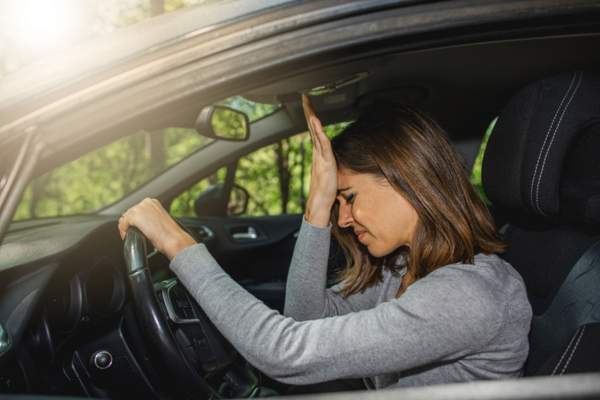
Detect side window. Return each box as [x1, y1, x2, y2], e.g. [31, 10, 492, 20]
[469, 117, 497, 205]
[235, 122, 350, 216]
[169, 122, 350, 218]
[170, 167, 227, 217]
[234, 138, 305, 216]
[13, 128, 212, 221]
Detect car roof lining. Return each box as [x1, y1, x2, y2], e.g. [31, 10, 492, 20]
[242, 32, 600, 141]
[20, 31, 600, 187]
[119, 31, 600, 144]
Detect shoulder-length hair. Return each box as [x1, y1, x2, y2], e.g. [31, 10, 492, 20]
[330, 103, 504, 298]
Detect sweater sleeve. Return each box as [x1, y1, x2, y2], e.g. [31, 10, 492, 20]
[283, 217, 381, 321]
[170, 243, 503, 385]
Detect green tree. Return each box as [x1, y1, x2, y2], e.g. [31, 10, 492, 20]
[469, 117, 497, 205]
[170, 121, 350, 217]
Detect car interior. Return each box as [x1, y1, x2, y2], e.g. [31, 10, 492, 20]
[1, 18, 600, 399]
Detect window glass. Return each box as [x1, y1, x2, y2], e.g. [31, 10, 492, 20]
[12, 127, 212, 220]
[11, 94, 279, 221]
[170, 167, 227, 217]
[469, 117, 497, 205]
[2, 0, 217, 78]
[218, 96, 280, 123]
[169, 121, 351, 218]
[236, 121, 350, 216]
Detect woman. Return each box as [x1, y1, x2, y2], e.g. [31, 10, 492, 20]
[118, 96, 532, 389]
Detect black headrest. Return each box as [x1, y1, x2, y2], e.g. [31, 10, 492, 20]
[482, 71, 600, 225]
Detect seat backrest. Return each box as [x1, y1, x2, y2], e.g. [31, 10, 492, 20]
[482, 71, 600, 376]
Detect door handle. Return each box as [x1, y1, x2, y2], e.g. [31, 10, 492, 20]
[232, 226, 259, 240]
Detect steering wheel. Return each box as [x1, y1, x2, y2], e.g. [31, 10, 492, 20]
[123, 227, 226, 399]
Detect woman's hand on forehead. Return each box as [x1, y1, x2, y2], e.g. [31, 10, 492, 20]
[302, 94, 338, 228]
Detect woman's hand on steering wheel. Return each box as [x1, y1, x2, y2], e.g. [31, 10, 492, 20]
[118, 198, 196, 260]
[302, 94, 338, 228]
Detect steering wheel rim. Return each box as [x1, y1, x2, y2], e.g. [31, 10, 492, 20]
[123, 227, 214, 399]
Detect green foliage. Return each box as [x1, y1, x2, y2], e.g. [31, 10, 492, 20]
[12, 95, 493, 223]
[13, 128, 210, 220]
[210, 108, 248, 140]
[218, 96, 280, 122]
[11, 80, 349, 222]
[469, 117, 497, 205]
[170, 121, 351, 217]
[1, 0, 215, 78]
[170, 167, 227, 217]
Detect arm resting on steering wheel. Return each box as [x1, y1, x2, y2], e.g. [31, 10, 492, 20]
[169, 241, 506, 386]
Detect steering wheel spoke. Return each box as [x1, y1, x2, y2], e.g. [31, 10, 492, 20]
[123, 228, 233, 398]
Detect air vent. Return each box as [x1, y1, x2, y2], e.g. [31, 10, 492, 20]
[170, 285, 195, 320]
[160, 280, 199, 324]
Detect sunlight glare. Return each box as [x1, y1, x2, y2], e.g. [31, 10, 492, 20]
[6, 0, 80, 52]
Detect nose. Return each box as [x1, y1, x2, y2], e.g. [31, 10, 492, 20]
[337, 202, 353, 228]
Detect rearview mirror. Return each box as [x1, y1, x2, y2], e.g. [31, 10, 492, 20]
[195, 105, 250, 141]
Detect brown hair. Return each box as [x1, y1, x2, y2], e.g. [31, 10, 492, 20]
[330, 103, 504, 298]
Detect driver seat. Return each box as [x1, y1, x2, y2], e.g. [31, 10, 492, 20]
[482, 71, 600, 376]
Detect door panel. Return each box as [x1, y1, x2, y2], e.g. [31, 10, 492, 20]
[178, 214, 303, 311]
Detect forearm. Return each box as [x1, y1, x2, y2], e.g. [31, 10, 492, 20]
[284, 217, 382, 320]
[170, 246, 501, 385]
[284, 217, 332, 320]
[169, 243, 382, 384]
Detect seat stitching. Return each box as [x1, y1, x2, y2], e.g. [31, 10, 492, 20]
[535, 71, 583, 215]
[551, 325, 581, 375]
[529, 72, 577, 213]
[560, 325, 586, 375]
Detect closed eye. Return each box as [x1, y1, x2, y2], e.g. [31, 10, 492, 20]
[336, 191, 356, 205]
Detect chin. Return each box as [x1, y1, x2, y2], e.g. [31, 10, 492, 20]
[366, 240, 404, 258]
[366, 245, 391, 258]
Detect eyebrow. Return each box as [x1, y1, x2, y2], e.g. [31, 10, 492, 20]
[337, 187, 352, 194]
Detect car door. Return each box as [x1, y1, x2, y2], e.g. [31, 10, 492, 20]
[170, 135, 313, 312]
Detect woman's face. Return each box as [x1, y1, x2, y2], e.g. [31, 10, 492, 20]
[336, 167, 419, 257]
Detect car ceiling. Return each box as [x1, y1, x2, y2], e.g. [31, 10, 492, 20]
[243, 33, 600, 142]
[5, 31, 600, 185]
[99, 31, 600, 214]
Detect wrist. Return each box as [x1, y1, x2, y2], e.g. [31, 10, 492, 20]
[304, 208, 331, 228]
[164, 232, 197, 260]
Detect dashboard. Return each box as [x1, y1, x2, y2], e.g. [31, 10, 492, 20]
[0, 216, 184, 397]
[0, 217, 133, 393]
[0, 213, 295, 398]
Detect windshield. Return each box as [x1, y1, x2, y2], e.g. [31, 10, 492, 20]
[0, 1, 229, 78]
[11, 96, 279, 221]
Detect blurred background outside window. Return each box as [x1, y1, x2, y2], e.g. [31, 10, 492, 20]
[0, 0, 221, 78]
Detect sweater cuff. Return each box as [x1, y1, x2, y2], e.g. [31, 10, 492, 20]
[301, 214, 332, 232]
[169, 242, 219, 278]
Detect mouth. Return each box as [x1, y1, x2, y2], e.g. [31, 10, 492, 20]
[354, 230, 367, 241]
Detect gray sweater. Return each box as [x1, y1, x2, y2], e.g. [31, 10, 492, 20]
[170, 218, 532, 389]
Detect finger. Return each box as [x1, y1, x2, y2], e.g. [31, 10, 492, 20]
[302, 95, 323, 153]
[310, 122, 323, 155]
[118, 217, 124, 240]
[311, 116, 333, 159]
[312, 116, 334, 159]
[118, 215, 129, 240]
[301, 95, 314, 132]
[301, 94, 316, 123]
[120, 208, 136, 239]
[311, 115, 326, 141]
